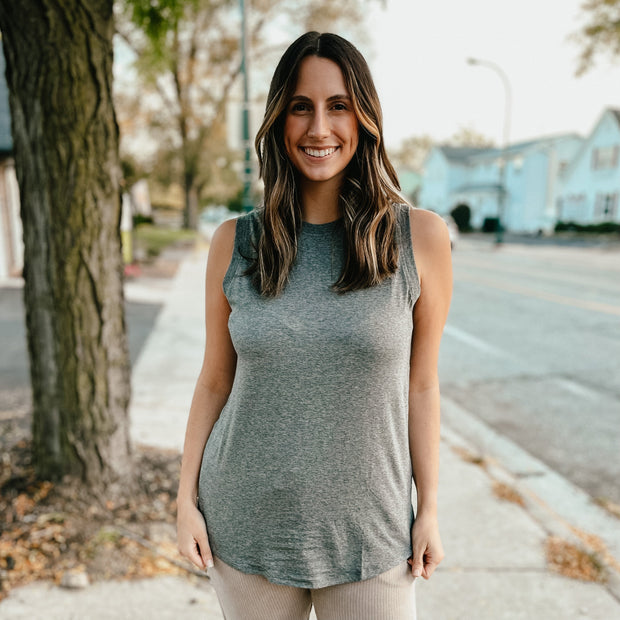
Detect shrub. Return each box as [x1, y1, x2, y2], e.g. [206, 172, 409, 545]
[450, 204, 472, 232]
[555, 221, 620, 234]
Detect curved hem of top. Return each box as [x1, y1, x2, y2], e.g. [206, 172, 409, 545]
[210, 549, 412, 589]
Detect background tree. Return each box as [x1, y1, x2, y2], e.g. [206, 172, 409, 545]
[572, 0, 620, 75]
[389, 135, 434, 173]
[389, 126, 495, 175]
[115, 0, 378, 229]
[0, 0, 133, 491]
[447, 125, 496, 148]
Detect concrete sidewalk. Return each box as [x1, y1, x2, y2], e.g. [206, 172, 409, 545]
[1, 243, 619, 619]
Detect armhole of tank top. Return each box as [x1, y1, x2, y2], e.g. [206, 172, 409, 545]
[399, 204, 421, 310]
[222, 216, 243, 300]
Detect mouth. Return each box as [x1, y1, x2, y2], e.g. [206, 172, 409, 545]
[300, 146, 339, 159]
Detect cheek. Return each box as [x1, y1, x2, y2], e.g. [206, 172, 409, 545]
[284, 116, 300, 141]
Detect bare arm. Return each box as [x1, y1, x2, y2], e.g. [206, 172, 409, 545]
[176, 218, 238, 569]
[407, 207, 453, 579]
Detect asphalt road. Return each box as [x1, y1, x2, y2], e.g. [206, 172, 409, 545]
[440, 236, 620, 505]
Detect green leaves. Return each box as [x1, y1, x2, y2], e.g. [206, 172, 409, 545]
[572, 0, 620, 75]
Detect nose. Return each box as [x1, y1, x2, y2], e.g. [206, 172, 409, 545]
[307, 108, 330, 139]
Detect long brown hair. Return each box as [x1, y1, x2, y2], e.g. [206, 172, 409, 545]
[250, 31, 405, 297]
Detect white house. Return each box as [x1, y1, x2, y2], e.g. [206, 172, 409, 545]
[0, 48, 23, 281]
[556, 108, 620, 225]
[419, 135, 583, 234]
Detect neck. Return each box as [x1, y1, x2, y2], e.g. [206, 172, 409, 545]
[299, 177, 341, 224]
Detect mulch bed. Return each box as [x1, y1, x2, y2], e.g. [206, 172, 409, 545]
[0, 439, 193, 602]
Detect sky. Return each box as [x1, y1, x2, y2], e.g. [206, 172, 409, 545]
[357, 0, 620, 149]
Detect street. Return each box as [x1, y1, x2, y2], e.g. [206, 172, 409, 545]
[440, 237, 620, 505]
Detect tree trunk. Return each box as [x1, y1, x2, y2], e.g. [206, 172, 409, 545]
[183, 173, 199, 230]
[0, 0, 134, 490]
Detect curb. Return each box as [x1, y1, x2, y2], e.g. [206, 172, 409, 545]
[441, 396, 620, 602]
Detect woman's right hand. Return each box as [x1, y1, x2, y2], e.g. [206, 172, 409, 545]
[177, 500, 214, 570]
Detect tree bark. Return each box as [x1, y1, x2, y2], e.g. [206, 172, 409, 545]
[0, 0, 134, 490]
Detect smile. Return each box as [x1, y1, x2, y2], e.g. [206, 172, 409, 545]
[300, 147, 338, 158]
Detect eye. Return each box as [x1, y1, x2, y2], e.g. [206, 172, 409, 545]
[290, 102, 310, 113]
[332, 102, 348, 111]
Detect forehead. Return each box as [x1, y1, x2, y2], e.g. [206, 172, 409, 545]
[292, 56, 349, 96]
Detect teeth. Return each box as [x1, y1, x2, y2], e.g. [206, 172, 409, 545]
[303, 147, 336, 158]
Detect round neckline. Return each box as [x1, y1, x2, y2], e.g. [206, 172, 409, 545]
[301, 217, 343, 234]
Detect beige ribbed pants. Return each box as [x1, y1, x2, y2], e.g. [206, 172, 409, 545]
[208, 556, 417, 620]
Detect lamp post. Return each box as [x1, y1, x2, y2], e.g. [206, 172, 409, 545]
[240, 0, 253, 212]
[467, 57, 512, 244]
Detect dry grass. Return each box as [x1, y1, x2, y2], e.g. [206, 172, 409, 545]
[594, 497, 620, 520]
[545, 536, 606, 583]
[451, 445, 488, 468]
[492, 481, 525, 507]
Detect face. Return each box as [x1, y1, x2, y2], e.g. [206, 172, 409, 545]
[284, 56, 359, 189]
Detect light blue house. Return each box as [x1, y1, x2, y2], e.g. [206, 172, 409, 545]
[419, 135, 583, 233]
[556, 109, 620, 224]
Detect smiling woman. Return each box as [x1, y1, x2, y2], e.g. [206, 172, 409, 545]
[283, 58, 359, 192]
[176, 31, 453, 620]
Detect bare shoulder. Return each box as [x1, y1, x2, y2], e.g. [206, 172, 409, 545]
[408, 206, 450, 252]
[406, 206, 452, 288]
[206, 217, 238, 283]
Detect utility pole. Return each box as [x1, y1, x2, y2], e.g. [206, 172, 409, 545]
[240, 0, 253, 213]
[467, 58, 512, 244]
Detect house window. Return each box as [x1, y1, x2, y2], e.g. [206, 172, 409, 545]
[560, 193, 586, 221]
[591, 146, 619, 170]
[594, 193, 618, 220]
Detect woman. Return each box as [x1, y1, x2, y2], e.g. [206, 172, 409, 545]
[177, 32, 452, 620]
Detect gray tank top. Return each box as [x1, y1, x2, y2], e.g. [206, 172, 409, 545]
[198, 203, 421, 588]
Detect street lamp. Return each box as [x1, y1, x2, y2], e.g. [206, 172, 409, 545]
[467, 57, 512, 244]
[240, 0, 253, 212]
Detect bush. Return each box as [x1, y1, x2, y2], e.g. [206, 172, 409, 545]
[482, 217, 500, 233]
[132, 214, 154, 227]
[555, 221, 620, 234]
[450, 204, 472, 232]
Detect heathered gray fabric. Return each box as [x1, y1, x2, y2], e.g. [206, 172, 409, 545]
[198, 203, 421, 588]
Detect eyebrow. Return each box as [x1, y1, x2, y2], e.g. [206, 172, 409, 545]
[289, 94, 351, 103]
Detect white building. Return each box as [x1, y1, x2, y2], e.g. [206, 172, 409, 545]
[0, 48, 23, 280]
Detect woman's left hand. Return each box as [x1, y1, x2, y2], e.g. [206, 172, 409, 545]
[408, 511, 444, 580]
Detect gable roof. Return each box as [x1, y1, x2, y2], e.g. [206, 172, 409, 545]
[438, 146, 488, 161]
[0, 46, 13, 154]
[437, 134, 581, 166]
[561, 108, 620, 180]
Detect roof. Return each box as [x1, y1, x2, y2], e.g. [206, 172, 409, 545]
[561, 108, 620, 180]
[0, 47, 13, 154]
[438, 146, 488, 161]
[453, 182, 504, 194]
[438, 133, 581, 165]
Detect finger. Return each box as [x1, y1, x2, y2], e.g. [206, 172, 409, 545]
[422, 559, 438, 580]
[196, 533, 214, 569]
[410, 548, 425, 578]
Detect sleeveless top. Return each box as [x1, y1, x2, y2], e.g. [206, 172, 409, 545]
[198, 203, 421, 588]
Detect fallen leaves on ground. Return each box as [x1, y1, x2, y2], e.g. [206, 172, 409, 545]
[545, 536, 606, 583]
[450, 445, 488, 468]
[0, 440, 189, 601]
[492, 481, 525, 507]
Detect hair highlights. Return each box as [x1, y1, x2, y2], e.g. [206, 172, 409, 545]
[250, 32, 406, 297]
